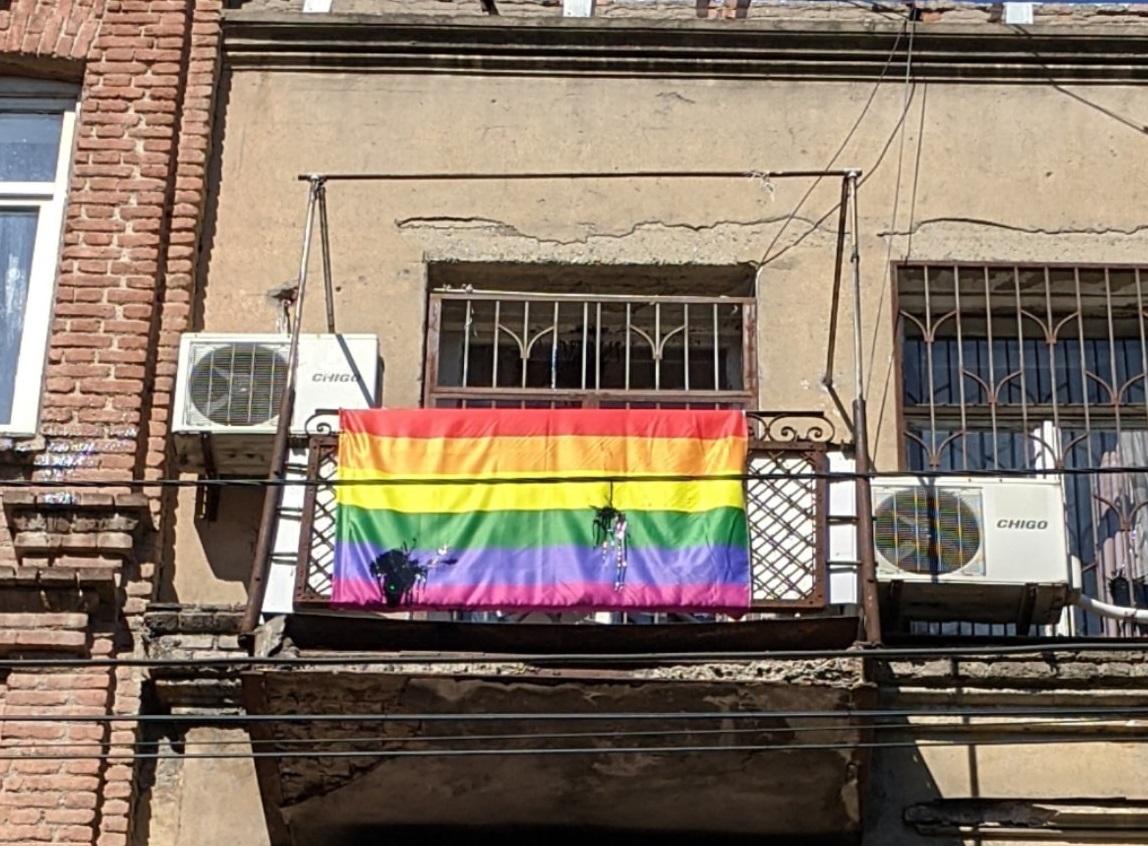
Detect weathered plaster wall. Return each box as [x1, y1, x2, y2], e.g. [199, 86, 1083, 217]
[866, 651, 1148, 845]
[176, 47, 1148, 600]
[132, 729, 270, 846]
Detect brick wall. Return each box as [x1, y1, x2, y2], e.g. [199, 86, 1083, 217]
[0, 1, 223, 843]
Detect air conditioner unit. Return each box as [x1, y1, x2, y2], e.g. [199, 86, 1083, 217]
[172, 333, 379, 470]
[872, 476, 1071, 625]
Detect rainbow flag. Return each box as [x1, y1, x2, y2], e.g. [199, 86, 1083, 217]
[332, 408, 751, 611]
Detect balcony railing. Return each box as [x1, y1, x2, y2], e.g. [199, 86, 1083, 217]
[291, 410, 840, 615]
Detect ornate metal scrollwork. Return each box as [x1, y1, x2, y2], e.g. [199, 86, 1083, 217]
[746, 411, 838, 445]
[302, 408, 340, 437]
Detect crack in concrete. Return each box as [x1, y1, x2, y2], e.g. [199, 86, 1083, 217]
[879, 217, 1148, 239]
[396, 214, 830, 247]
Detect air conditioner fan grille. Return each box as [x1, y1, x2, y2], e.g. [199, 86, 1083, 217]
[188, 342, 288, 427]
[874, 487, 982, 574]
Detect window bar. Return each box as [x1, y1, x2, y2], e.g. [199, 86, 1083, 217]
[462, 299, 472, 388]
[1043, 268, 1062, 438]
[923, 267, 938, 465]
[1011, 268, 1032, 470]
[654, 301, 662, 391]
[1073, 268, 1095, 468]
[550, 300, 560, 390]
[522, 299, 531, 389]
[1135, 272, 1148, 586]
[1104, 268, 1136, 599]
[981, 267, 1002, 469]
[712, 303, 720, 391]
[492, 300, 501, 388]
[625, 302, 632, 391]
[683, 303, 691, 392]
[581, 301, 588, 390]
[953, 265, 970, 469]
[1136, 269, 1148, 428]
[1104, 268, 1123, 449]
[1073, 268, 1106, 616]
[595, 302, 602, 391]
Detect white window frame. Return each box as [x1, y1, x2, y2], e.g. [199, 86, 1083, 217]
[0, 80, 78, 436]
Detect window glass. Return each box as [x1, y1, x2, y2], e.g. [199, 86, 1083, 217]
[0, 112, 63, 182]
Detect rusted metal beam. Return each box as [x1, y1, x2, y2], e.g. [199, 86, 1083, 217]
[241, 178, 322, 635]
[847, 171, 883, 646]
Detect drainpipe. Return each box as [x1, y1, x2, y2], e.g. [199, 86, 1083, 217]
[1074, 592, 1148, 625]
[241, 176, 323, 636]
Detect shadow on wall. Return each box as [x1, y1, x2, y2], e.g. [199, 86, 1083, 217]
[195, 484, 263, 586]
[156, 482, 263, 603]
[191, 64, 233, 336]
[864, 729, 962, 846]
[325, 827, 857, 846]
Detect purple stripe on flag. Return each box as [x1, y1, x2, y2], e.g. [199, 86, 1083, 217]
[331, 579, 750, 612]
[332, 542, 750, 611]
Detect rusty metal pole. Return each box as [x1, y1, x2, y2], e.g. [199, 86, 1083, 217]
[848, 170, 883, 646]
[241, 176, 322, 636]
[317, 183, 337, 334]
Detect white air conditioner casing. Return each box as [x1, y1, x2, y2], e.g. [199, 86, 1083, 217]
[872, 476, 1071, 625]
[173, 333, 378, 471]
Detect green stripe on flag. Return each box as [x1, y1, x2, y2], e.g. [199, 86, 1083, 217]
[336, 504, 749, 551]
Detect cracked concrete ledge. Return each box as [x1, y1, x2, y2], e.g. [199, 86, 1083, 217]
[396, 214, 833, 265]
[879, 219, 1148, 265]
[261, 655, 867, 685]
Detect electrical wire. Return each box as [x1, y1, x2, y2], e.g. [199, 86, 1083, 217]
[760, 27, 925, 270]
[4, 711, 1125, 753]
[3, 716, 1125, 751]
[10, 462, 1148, 489]
[5, 639, 1148, 669]
[0, 733, 1142, 762]
[3, 705, 1148, 725]
[757, 21, 910, 267]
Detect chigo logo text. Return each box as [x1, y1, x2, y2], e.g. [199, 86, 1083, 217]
[996, 519, 1049, 530]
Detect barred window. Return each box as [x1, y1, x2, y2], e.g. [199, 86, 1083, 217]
[898, 264, 1148, 634]
[425, 266, 757, 409]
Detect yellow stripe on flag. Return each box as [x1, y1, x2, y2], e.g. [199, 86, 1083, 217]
[334, 474, 745, 514]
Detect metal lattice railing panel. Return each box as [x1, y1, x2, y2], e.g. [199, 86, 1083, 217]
[746, 448, 826, 607]
[295, 437, 338, 604]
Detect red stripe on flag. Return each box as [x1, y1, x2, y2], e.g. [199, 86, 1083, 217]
[340, 408, 747, 441]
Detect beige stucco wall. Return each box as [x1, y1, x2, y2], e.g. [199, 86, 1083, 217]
[868, 737, 1148, 845]
[172, 54, 1148, 602]
[134, 729, 271, 846]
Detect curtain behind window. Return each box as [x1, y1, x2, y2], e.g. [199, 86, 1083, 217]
[0, 210, 38, 425]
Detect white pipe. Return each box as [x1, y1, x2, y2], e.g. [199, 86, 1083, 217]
[1073, 592, 1148, 624]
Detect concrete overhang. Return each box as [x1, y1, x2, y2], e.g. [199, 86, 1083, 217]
[241, 653, 869, 845]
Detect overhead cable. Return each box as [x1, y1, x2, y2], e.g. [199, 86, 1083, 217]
[8, 461, 1148, 489]
[0, 733, 1142, 763]
[3, 705, 1148, 724]
[3, 638, 1148, 669]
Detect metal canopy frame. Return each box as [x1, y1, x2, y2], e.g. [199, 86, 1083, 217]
[240, 168, 880, 646]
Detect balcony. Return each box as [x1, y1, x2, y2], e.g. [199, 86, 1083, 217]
[259, 409, 862, 652]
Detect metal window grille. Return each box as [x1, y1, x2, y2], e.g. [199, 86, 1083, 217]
[897, 263, 1148, 635]
[425, 290, 757, 409]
